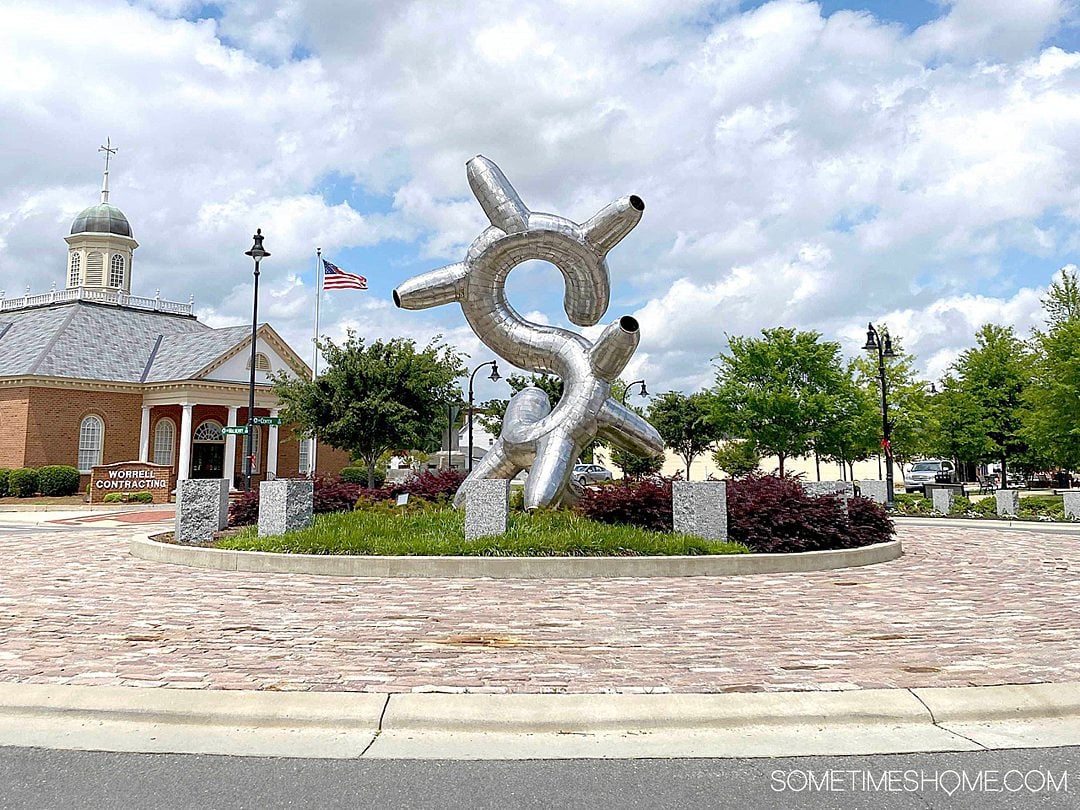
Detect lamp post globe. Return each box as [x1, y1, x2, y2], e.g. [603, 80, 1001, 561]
[244, 229, 269, 492]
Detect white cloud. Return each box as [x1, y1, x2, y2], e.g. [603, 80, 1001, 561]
[1, 0, 1079, 398]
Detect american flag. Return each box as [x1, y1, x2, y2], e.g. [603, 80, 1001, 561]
[322, 259, 367, 290]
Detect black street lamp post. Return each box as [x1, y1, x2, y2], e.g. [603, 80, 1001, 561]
[863, 322, 897, 507]
[620, 379, 648, 406]
[467, 360, 501, 472]
[244, 229, 269, 492]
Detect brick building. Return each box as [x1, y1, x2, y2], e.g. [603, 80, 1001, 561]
[0, 162, 347, 491]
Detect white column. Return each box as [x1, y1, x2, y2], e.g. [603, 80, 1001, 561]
[138, 405, 151, 462]
[266, 407, 279, 480]
[178, 403, 194, 481]
[224, 406, 238, 488]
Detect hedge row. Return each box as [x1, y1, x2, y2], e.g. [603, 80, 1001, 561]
[0, 465, 82, 497]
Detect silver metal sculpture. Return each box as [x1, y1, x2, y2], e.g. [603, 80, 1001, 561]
[394, 156, 664, 509]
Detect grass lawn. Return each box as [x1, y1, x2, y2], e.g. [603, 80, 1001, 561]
[217, 508, 750, 557]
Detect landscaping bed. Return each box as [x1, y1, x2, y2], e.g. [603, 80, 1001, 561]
[216, 471, 894, 558]
[891, 493, 1074, 521]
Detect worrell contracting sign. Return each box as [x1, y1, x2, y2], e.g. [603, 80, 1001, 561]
[89, 462, 172, 504]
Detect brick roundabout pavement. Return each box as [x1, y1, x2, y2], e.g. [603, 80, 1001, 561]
[0, 523, 1076, 694]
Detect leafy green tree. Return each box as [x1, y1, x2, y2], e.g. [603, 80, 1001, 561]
[647, 391, 723, 479]
[711, 439, 761, 478]
[942, 324, 1031, 481]
[609, 446, 665, 479]
[927, 375, 988, 468]
[273, 333, 464, 487]
[813, 365, 881, 481]
[1023, 268, 1080, 469]
[711, 328, 849, 477]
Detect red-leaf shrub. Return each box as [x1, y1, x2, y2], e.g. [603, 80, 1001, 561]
[726, 474, 893, 553]
[577, 477, 673, 532]
[228, 488, 259, 527]
[401, 469, 468, 503]
[577, 473, 893, 552]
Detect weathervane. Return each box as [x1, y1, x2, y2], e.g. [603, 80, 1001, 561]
[98, 137, 117, 203]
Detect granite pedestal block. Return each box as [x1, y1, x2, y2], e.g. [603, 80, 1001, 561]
[463, 479, 509, 540]
[672, 481, 728, 541]
[259, 479, 314, 537]
[994, 488, 1020, 517]
[932, 488, 956, 516]
[856, 480, 889, 505]
[1063, 491, 1080, 519]
[801, 480, 854, 511]
[175, 479, 230, 543]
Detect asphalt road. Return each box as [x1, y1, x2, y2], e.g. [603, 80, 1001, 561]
[1, 746, 1076, 810]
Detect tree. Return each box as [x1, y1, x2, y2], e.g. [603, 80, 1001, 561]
[647, 391, 723, 479]
[813, 365, 881, 481]
[711, 439, 761, 478]
[944, 324, 1031, 481]
[609, 446, 665, 478]
[711, 327, 849, 477]
[1023, 268, 1080, 469]
[272, 333, 464, 487]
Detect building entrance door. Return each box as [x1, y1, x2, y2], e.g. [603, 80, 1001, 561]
[191, 443, 225, 478]
[191, 420, 226, 479]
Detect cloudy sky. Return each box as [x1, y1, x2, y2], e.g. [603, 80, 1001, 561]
[2, 0, 1078, 402]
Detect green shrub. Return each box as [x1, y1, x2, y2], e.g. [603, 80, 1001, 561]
[340, 466, 386, 487]
[968, 497, 998, 517]
[9, 468, 38, 498]
[37, 465, 81, 496]
[890, 493, 932, 515]
[1017, 495, 1066, 521]
[509, 486, 525, 511]
[0, 468, 9, 498]
[102, 491, 154, 504]
[949, 495, 973, 515]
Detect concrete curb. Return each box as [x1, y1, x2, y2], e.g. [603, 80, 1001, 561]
[0, 682, 1076, 760]
[894, 516, 1080, 534]
[129, 536, 903, 578]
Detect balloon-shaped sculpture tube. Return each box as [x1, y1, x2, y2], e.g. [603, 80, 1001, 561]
[393, 155, 665, 510]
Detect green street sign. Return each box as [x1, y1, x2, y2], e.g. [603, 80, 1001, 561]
[221, 426, 248, 435]
[251, 416, 283, 427]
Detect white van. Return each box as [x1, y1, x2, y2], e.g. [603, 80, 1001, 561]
[904, 459, 955, 492]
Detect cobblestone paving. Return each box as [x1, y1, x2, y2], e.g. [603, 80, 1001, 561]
[0, 525, 1076, 694]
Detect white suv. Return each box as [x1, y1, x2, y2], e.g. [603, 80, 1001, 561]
[904, 459, 955, 492]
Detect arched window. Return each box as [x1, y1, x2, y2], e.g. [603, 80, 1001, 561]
[85, 252, 104, 286]
[298, 438, 312, 476]
[193, 420, 224, 443]
[69, 253, 81, 287]
[153, 418, 175, 467]
[247, 352, 272, 371]
[109, 254, 125, 288]
[78, 415, 104, 471]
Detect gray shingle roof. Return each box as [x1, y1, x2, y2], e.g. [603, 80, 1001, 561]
[0, 301, 253, 383]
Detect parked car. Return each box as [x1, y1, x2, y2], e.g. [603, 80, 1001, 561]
[573, 463, 613, 485]
[904, 459, 955, 492]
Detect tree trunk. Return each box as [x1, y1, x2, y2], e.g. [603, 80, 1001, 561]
[778, 454, 785, 477]
[365, 457, 376, 489]
[814, 453, 821, 481]
[1000, 457, 1007, 488]
[848, 460, 856, 482]
[684, 453, 692, 480]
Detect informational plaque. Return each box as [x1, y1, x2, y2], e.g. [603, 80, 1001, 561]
[89, 461, 172, 504]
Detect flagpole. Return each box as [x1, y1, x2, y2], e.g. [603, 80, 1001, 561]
[310, 247, 323, 477]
